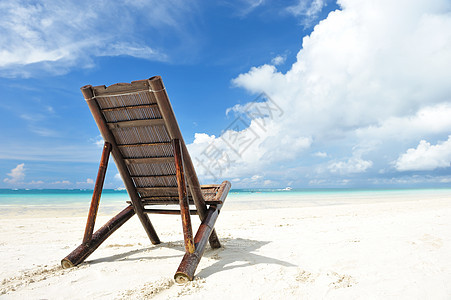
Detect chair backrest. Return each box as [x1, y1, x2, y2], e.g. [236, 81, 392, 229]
[82, 77, 201, 206]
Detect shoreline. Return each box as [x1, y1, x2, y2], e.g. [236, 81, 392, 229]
[1, 188, 450, 219]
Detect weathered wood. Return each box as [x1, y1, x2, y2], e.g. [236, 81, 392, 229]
[143, 209, 198, 215]
[141, 195, 222, 205]
[200, 184, 220, 189]
[136, 187, 179, 196]
[91, 80, 150, 96]
[173, 139, 195, 254]
[61, 205, 135, 268]
[213, 181, 231, 203]
[137, 196, 182, 201]
[82, 85, 160, 245]
[174, 205, 221, 283]
[107, 118, 165, 129]
[174, 180, 231, 283]
[138, 198, 195, 205]
[118, 141, 171, 148]
[148, 76, 221, 249]
[130, 174, 176, 178]
[124, 157, 174, 164]
[83, 142, 112, 244]
[101, 103, 158, 112]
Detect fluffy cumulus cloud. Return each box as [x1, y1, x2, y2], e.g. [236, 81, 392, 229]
[3, 163, 47, 186]
[189, 0, 451, 186]
[355, 104, 451, 143]
[395, 136, 451, 171]
[3, 163, 26, 184]
[0, 0, 195, 76]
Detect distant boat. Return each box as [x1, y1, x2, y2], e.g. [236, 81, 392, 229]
[282, 187, 292, 191]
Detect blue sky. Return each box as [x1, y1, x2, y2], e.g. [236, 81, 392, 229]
[1, 0, 451, 189]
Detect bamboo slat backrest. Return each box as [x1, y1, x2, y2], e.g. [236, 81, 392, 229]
[88, 78, 190, 203]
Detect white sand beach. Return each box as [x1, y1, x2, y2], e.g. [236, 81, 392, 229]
[1, 193, 450, 299]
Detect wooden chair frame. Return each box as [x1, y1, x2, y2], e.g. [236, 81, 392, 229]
[61, 76, 230, 283]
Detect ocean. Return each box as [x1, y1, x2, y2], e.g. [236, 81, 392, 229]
[1, 188, 450, 217]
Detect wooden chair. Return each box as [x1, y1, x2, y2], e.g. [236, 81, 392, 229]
[61, 76, 231, 283]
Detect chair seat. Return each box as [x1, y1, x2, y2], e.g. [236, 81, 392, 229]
[127, 183, 227, 206]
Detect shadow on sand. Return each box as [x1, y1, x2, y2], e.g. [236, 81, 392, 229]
[86, 241, 183, 265]
[198, 237, 295, 278]
[85, 237, 295, 279]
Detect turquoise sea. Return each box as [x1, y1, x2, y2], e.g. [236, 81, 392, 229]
[1, 188, 450, 215]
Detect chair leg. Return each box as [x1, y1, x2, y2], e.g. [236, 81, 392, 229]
[174, 205, 221, 283]
[83, 142, 111, 243]
[61, 206, 135, 268]
[208, 229, 221, 248]
[173, 139, 195, 254]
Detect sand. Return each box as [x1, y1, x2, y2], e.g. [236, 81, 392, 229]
[0, 196, 450, 299]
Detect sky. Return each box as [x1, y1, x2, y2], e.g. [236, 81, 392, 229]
[1, 0, 451, 189]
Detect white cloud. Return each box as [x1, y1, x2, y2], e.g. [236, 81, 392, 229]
[229, 0, 265, 17]
[29, 180, 44, 185]
[3, 163, 26, 183]
[309, 179, 326, 185]
[92, 135, 105, 148]
[308, 178, 350, 186]
[0, 0, 195, 76]
[356, 103, 451, 142]
[98, 42, 167, 61]
[114, 173, 122, 181]
[77, 178, 94, 185]
[235, 0, 451, 131]
[271, 55, 286, 66]
[251, 175, 263, 181]
[287, 0, 326, 27]
[52, 180, 71, 185]
[313, 151, 328, 158]
[370, 175, 451, 186]
[227, 174, 271, 187]
[2, 164, 47, 186]
[189, 0, 451, 185]
[189, 116, 312, 181]
[395, 136, 451, 171]
[328, 156, 373, 174]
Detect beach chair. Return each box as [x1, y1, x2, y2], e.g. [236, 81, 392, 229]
[61, 76, 231, 283]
